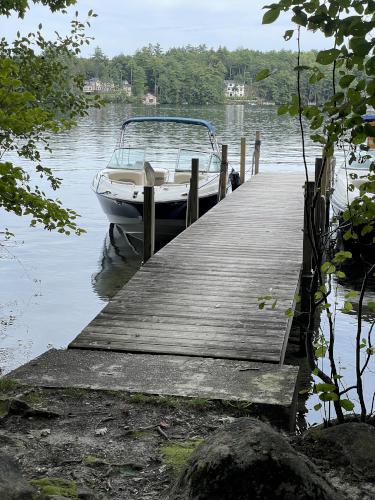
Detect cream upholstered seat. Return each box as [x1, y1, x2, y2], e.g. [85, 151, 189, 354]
[174, 172, 206, 184]
[154, 170, 166, 186]
[106, 170, 145, 185]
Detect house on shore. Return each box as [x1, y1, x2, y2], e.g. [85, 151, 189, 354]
[122, 80, 132, 96]
[224, 80, 246, 98]
[83, 79, 116, 94]
[143, 93, 157, 105]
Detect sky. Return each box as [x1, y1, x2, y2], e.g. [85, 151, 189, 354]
[1, 0, 331, 57]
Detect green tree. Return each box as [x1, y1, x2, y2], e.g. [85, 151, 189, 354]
[0, 2, 100, 237]
[260, 0, 375, 423]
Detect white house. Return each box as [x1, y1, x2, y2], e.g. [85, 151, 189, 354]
[83, 79, 116, 94]
[224, 80, 245, 98]
[122, 80, 132, 96]
[143, 93, 157, 105]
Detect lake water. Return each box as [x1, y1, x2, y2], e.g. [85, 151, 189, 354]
[1, 104, 374, 425]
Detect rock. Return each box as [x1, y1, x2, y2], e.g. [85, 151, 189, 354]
[77, 487, 98, 499]
[170, 417, 343, 500]
[304, 422, 375, 480]
[0, 451, 34, 499]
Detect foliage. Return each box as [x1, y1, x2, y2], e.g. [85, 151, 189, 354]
[0, 3, 101, 236]
[260, 0, 375, 424]
[70, 44, 338, 106]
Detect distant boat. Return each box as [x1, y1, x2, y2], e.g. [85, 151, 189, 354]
[92, 116, 228, 237]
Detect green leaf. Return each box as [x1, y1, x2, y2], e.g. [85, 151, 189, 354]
[314, 403, 322, 411]
[316, 49, 341, 65]
[316, 383, 336, 393]
[344, 290, 358, 299]
[339, 74, 355, 88]
[256, 69, 271, 81]
[342, 301, 353, 313]
[349, 37, 373, 57]
[367, 301, 375, 312]
[332, 251, 352, 264]
[319, 392, 339, 402]
[340, 399, 355, 411]
[315, 346, 327, 358]
[336, 271, 346, 279]
[262, 7, 281, 24]
[285, 308, 294, 318]
[321, 262, 336, 274]
[284, 30, 294, 41]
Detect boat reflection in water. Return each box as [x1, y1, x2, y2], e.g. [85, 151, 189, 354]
[91, 224, 143, 301]
[91, 223, 178, 301]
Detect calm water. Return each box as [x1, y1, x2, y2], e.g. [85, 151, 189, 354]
[1, 104, 373, 424]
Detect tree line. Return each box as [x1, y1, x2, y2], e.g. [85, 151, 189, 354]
[70, 44, 336, 105]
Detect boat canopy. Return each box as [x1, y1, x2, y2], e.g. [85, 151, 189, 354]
[363, 114, 375, 122]
[121, 116, 216, 135]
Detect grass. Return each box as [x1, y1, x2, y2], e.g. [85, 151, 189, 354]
[160, 440, 204, 476]
[130, 393, 181, 408]
[31, 477, 77, 499]
[0, 378, 22, 393]
[186, 398, 212, 408]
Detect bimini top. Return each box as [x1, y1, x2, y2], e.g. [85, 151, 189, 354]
[121, 116, 216, 135]
[363, 114, 375, 122]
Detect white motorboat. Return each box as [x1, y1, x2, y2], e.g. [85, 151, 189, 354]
[331, 114, 375, 216]
[92, 116, 228, 237]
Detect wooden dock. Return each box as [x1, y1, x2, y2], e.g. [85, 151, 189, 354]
[70, 173, 304, 365]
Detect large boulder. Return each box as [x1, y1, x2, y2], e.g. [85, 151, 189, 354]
[0, 451, 33, 499]
[170, 418, 343, 500]
[303, 422, 375, 480]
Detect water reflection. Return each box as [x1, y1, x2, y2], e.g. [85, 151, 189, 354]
[91, 224, 142, 301]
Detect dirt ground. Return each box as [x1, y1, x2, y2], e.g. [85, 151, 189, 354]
[1, 382, 373, 499]
[0, 383, 265, 499]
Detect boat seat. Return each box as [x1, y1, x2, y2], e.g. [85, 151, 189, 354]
[174, 171, 206, 184]
[106, 170, 145, 185]
[154, 170, 166, 186]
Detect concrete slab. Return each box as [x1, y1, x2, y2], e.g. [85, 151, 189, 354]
[7, 349, 298, 409]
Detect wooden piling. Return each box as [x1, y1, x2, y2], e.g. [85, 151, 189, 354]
[218, 144, 228, 202]
[187, 158, 199, 227]
[254, 131, 261, 175]
[240, 137, 246, 184]
[302, 181, 315, 275]
[314, 157, 325, 234]
[143, 185, 155, 263]
[300, 181, 315, 353]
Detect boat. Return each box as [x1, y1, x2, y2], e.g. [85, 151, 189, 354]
[92, 116, 227, 237]
[332, 114, 375, 261]
[331, 114, 375, 216]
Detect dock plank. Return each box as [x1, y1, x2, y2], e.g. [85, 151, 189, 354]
[70, 173, 304, 364]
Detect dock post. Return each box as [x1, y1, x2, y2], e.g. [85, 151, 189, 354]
[254, 131, 261, 175]
[143, 185, 155, 264]
[218, 144, 228, 202]
[314, 157, 325, 234]
[240, 137, 246, 184]
[187, 158, 199, 227]
[325, 156, 335, 228]
[300, 181, 315, 353]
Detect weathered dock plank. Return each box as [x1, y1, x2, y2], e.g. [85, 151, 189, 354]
[70, 173, 304, 364]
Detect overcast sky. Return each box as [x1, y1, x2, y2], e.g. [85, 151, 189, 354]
[1, 0, 330, 57]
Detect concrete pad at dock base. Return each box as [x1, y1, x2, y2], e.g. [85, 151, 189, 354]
[7, 349, 299, 429]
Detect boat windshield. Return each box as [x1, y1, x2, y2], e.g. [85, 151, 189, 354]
[107, 147, 221, 173]
[108, 148, 145, 169]
[177, 149, 220, 172]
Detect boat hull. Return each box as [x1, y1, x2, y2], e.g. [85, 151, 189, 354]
[96, 192, 218, 236]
